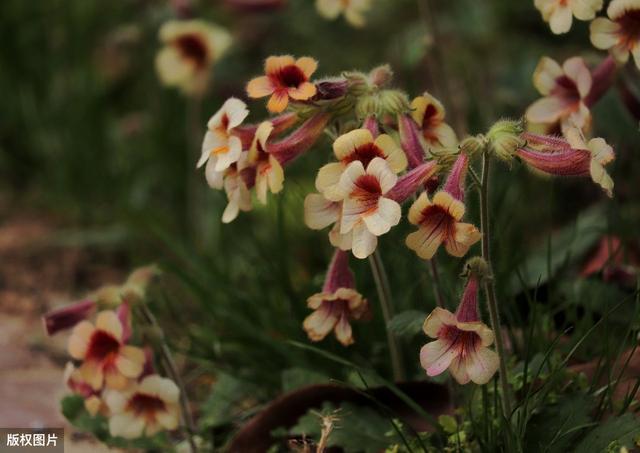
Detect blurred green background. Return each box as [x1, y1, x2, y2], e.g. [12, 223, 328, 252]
[2, 0, 639, 439]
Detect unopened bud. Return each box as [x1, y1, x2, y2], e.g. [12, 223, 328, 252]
[379, 90, 410, 116]
[487, 119, 524, 162]
[368, 64, 394, 88]
[355, 94, 381, 119]
[459, 135, 486, 157]
[343, 71, 369, 97]
[462, 257, 490, 280]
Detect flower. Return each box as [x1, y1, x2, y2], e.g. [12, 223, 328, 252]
[516, 129, 615, 197]
[316, 129, 407, 201]
[303, 249, 369, 345]
[420, 270, 499, 384]
[155, 20, 231, 95]
[315, 0, 372, 28]
[197, 98, 249, 180]
[332, 158, 402, 259]
[105, 375, 180, 439]
[243, 121, 284, 204]
[535, 0, 603, 34]
[221, 165, 253, 223]
[246, 55, 318, 113]
[590, 0, 640, 70]
[303, 193, 352, 251]
[406, 153, 481, 260]
[68, 310, 145, 390]
[410, 92, 458, 150]
[525, 56, 592, 133]
[64, 363, 107, 416]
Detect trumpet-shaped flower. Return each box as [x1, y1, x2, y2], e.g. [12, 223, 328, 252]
[411, 93, 458, 150]
[332, 158, 402, 259]
[68, 310, 145, 391]
[591, 0, 640, 69]
[420, 273, 499, 384]
[526, 56, 592, 133]
[315, 0, 372, 28]
[246, 55, 318, 113]
[406, 153, 481, 260]
[155, 20, 231, 95]
[316, 129, 407, 200]
[535, 0, 603, 34]
[303, 249, 369, 346]
[197, 98, 249, 178]
[517, 129, 615, 197]
[242, 121, 284, 204]
[222, 164, 253, 223]
[105, 375, 180, 439]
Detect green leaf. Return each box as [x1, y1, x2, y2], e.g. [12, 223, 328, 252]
[508, 205, 606, 295]
[281, 367, 330, 392]
[387, 310, 427, 338]
[524, 394, 594, 453]
[574, 413, 640, 452]
[200, 373, 260, 429]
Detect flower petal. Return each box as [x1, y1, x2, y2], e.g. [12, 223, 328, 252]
[549, 4, 572, 34]
[68, 321, 95, 360]
[563, 57, 592, 99]
[406, 222, 445, 260]
[407, 192, 431, 225]
[420, 339, 457, 376]
[288, 82, 317, 101]
[333, 129, 374, 160]
[467, 347, 500, 384]
[316, 162, 346, 196]
[525, 96, 567, 124]
[589, 17, 619, 50]
[351, 222, 377, 259]
[116, 346, 145, 379]
[304, 194, 340, 229]
[533, 57, 564, 96]
[423, 307, 456, 338]
[96, 311, 123, 342]
[303, 304, 338, 341]
[366, 157, 397, 194]
[246, 76, 274, 98]
[445, 222, 481, 257]
[334, 314, 354, 346]
[109, 413, 146, 439]
[265, 55, 295, 74]
[362, 197, 401, 236]
[267, 91, 290, 113]
[295, 57, 318, 78]
[375, 134, 408, 172]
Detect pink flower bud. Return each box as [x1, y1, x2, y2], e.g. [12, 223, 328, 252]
[322, 249, 355, 293]
[362, 115, 380, 138]
[397, 113, 427, 169]
[270, 111, 331, 165]
[454, 274, 480, 323]
[42, 299, 96, 336]
[442, 152, 469, 201]
[313, 78, 349, 101]
[386, 161, 438, 203]
[585, 56, 617, 107]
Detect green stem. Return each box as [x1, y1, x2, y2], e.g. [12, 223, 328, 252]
[479, 153, 512, 418]
[369, 249, 405, 381]
[139, 303, 198, 453]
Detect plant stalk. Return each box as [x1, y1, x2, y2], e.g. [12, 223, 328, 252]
[139, 303, 198, 453]
[369, 249, 405, 381]
[479, 153, 512, 417]
[428, 258, 445, 308]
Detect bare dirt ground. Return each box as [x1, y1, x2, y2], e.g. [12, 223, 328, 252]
[0, 213, 125, 451]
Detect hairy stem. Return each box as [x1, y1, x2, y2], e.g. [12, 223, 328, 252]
[369, 249, 405, 381]
[479, 153, 512, 418]
[139, 303, 198, 453]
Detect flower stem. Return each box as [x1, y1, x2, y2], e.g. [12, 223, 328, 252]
[478, 153, 512, 418]
[428, 259, 445, 309]
[138, 303, 198, 453]
[369, 249, 405, 381]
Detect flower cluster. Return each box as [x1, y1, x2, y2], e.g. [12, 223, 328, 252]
[43, 267, 181, 440]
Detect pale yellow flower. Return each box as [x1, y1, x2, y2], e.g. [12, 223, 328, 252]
[105, 375, 180, 439]
[590, 0, 640, 70]
[156, 20, 231, 95]
[316, 128, 407, 201]
[535, 0, 603, 34]
[68, 311, 145, 391]
[197, 98, 249, 179]
[525, 56, 592, 133]
[315, 0, 372, 28]
[411, 93, 458, 150]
